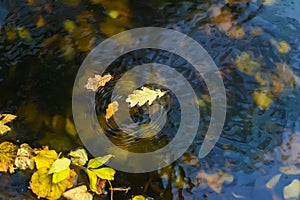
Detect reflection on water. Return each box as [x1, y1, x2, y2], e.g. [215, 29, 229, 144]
[0, 0, 300, 199]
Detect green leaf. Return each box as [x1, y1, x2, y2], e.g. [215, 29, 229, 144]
[48, 158, 71, 175]
[87, 169, 98, 194]
[53, 167, 70, 184]
[88, 154, 113, 169]
[91, 167, 116, 181]
[69, 148, 88, 166]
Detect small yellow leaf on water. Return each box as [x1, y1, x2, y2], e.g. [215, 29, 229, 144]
[64, 20, 76, 33]
[266, 174, 281, 189]
[0, 114, 17, 135]
[253, 89, 273, 110]
[85, 74, 113, 92]
[17, 27, 31, 40]
[283, 179, 300, 200]
[280, 165, 300, 175]
[63, 185, 93, 200]
[226, 26, 245, 39]
[90, 167, 116, 181]
[106, 101, 119, 120]
[88, 154, 114, 169]
[126, 87, 167, 107]
[36, 15, 46, 28]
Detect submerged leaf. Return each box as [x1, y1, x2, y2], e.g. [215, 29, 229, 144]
[64, 20, 76, 34]
[69, 148, 88, 166]
[270, 39, 291, 54]
[63, 185, 93, 200]
[106, 101, 119, 120]
[88, 154, 113, 169]
[0, 141, 18, 173]
[0, 114, 17, 135]
[91, 167, 116, 181]
[15, 143, 35, 170]
[235, 52, 260, 75]
[283, 179, 300, 200]
[17, 27, 31, 40]
[30, 168, 76, 200]
[85, 74, 113, 92]
[126, 87, 167, 107]
[266, 174, 281, 189]
[253, 89, 273, 110]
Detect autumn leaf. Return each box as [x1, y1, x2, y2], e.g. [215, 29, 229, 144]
[85, 74, 113, 92]
[280, 165, 300, 175]
[90, 167, 116, 181]
[30, 167, 76, 200]
[87, 169, 107, 195]
[0, 114, 17, 135]
[17, 27, 31, 40]
[36, 15, 46, 28]
[132, 195, 147, 200]
[266, 174, 281, 189]
[64, 20, 77, 34]
[181, 152, 200, 166]
[106, 101, 119, 120]
[126, 87, 167, 107]
[283, 179, 300, 200]
[87, 154, 114, 169]
[63, 185, 93, 200]
[235, 52, 260, 75]
[69, 148, 88, 166]
[253, 89, 273, 110]
[0, 141, 18, 173]
[34, 146, 58, 169]
[48, 158, 71, 174]
[196, 170, 234, 194]
[15, 143, 35, 170]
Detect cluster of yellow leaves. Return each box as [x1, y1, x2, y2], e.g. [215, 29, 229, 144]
[196, 170, 234, 193]
[0, 114, 17, 135]
[235, 51, 299, 110]
[86, 154, 116, 194]
[0, 142, 18, 173]
[106, 101, 119, 120]
[30, 147, 76, 200]
[210, 8, 245, 39]
[126, 87, 167, 107]
[85, 74, 113, 92]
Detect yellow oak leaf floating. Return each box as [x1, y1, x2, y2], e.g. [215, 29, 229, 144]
[106, 101, 119, 120]
[85, 74, 113, 92]
[15, 143, 35, 170]
[0, 114, 17, 135]
[253, 89, 273, 110]
[0, 141, 18, 173]
[63, 185, 93, 200]
[126, 87, 167, 107]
